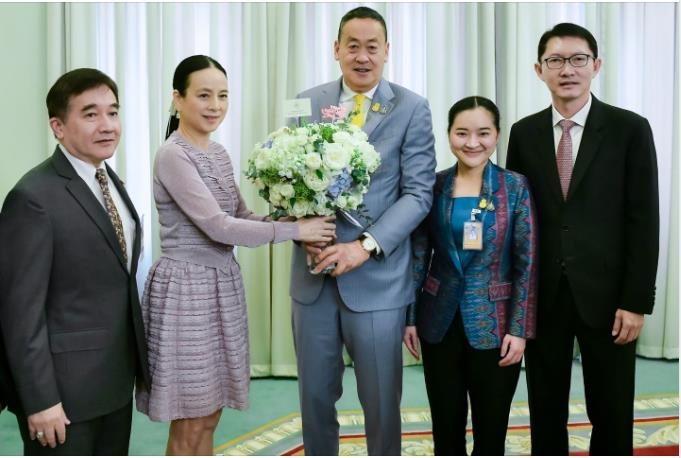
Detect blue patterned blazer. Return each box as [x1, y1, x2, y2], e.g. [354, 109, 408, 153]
[408, 161, 538, 349]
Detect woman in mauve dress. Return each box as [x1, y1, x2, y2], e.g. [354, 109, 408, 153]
[135, 55, 335, 456]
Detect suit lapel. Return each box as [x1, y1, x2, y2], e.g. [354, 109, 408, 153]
[439, 168, 464, 275]
[52, 148, 129, 272]
[534, 108, 565, 204]
[568, 96, 604, 199]
[364, 79, 394, 138]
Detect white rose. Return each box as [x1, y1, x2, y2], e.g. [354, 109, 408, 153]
[345, 124, 368, 140]
[254, 149, 272, 170]
[359, 143, 381, 171]
[314, 201, 333, 215]
[346, 194, 361, 209]
[335, 195, 348, 209]
[273, 183, 295, 198]
[304, 153, 323, 170]
[291, 200, 313, 218]
[253, 178, 265, 190]
[332, 130, 353, 145]
[312, 195, 334, 215]
[323, 143, 351, 170]
[303, 171, 331, 192]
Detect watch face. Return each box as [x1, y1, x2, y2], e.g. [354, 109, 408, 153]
[362, 237, 377, 252]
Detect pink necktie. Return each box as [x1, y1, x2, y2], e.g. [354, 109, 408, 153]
[557, 119, 576, 199]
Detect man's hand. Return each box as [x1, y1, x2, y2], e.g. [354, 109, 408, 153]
[499, 335, 526, 367]
[612, 309, 644, 345]
[403, 326, 420, 359]
[312, 241, 370, 276]
[27, 402, 70, 448]
[303, 241, 326, 267]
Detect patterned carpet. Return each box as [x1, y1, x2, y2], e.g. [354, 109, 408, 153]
[214, 394, 679, 456]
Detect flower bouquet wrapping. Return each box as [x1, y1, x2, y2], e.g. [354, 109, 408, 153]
[245, 105, 381, 273]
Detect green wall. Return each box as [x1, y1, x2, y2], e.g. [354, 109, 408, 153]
[0, 4, 49, 202]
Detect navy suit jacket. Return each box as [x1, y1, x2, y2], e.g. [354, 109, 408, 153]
[506, 95, 659, 328]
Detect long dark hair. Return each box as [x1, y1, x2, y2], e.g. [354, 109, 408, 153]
[165, 55, 227, 139]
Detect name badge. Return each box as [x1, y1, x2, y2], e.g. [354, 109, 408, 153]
[462, 221, 483, 250]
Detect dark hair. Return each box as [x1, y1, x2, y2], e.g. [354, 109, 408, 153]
[46, 68, 118, 121]
[165, 55, 227, 139]
[337, 6, 387, 42]
[537, 22, 599, 62]
[447, 96, 500, 133]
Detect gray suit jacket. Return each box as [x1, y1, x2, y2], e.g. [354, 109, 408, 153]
[289, 78, 436, 311]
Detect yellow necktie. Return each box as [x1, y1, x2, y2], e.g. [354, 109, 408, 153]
[350, 94, 366, 127]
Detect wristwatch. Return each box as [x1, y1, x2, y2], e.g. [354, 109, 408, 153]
[360, 234, 378, 254]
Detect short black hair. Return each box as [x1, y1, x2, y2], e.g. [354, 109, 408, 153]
[337, 6, 387, 42]
[447, 96, 500, 133]
[537, 23, 599, 62]
[46, 68, 118, 120]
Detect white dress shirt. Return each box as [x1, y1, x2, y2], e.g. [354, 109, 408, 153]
[60, 144, 134, 271]
[339, 80, 379, 127]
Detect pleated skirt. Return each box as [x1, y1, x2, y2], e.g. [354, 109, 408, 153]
[135, 257, 250, 421]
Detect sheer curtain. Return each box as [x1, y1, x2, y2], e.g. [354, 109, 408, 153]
[48, 2, 678, 376]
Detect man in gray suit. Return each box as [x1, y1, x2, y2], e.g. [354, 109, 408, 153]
[289, 6, 436, 455]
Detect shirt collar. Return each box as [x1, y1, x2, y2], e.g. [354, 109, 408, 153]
[59, 144, 101, 180]
[340, 79, 379, 103]
[551, 94, 592, 127]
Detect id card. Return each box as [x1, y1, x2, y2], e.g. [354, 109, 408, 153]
[462, 221, 483, 250]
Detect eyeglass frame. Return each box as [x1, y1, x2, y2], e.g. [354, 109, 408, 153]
[542, 53, 594, 69]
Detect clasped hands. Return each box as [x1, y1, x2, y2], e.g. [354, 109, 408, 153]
[28, 402, 70, 448]
[304, 240, 370, 276]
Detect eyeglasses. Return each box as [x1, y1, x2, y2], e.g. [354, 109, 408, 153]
[542, 54, 593, 69]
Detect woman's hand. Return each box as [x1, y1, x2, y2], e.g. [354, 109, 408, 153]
[403, 326, 420, 359]
[296, 216, 336, 243]
[499, 334, 526, 367]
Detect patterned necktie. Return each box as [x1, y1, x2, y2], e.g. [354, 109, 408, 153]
[557, 119, 577, 199]
[350, 94, 366, 127]
[95, 168, 128, 263]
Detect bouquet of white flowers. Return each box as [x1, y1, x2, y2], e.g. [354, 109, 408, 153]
[245, 106, 381, 223]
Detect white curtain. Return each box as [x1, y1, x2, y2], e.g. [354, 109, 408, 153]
[45, 2, 679, 374]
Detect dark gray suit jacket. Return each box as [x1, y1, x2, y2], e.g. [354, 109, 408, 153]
[0, 147, 150, 423]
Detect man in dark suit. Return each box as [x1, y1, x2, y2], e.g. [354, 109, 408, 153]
[506, 23, 659, 455]
[0, 68, 149, 455]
